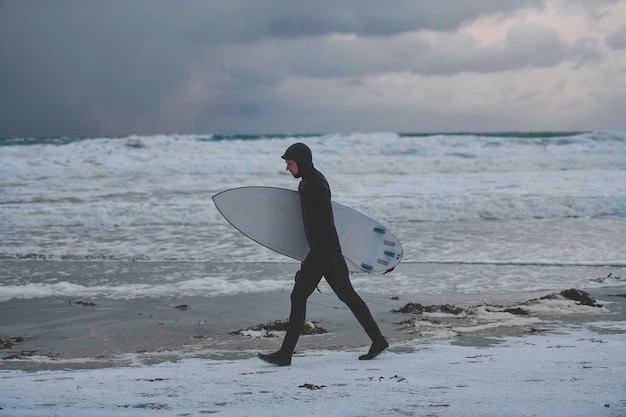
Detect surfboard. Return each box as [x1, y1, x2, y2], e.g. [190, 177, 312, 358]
[212, 186, 402, 274]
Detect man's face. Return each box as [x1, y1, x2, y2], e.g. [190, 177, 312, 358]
[285, 160, 299, 177]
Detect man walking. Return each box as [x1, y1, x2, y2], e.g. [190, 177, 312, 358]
[258, 143, 388, 366]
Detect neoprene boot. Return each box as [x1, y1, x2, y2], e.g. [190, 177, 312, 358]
[257, 350, 292, 366]
[359, 338, 389, 360]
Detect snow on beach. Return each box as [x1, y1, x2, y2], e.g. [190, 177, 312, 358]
[1, 323, 625, 417]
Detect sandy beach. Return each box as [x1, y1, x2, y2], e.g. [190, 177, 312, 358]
[1, 261, 626, 416]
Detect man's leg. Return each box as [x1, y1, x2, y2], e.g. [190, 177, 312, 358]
[258, 260, 324, 366]
[279, 266, 324, 355]
[325, 256, 388, 360]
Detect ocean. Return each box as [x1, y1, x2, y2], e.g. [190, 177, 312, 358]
[1, 131, 625, 300]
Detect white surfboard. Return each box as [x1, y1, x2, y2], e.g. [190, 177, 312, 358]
[212, 186, 402, 274]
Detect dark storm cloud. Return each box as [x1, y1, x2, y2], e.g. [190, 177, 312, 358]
[0, 0, 614, 136]
[118, 0, 547, 41]
[210, 21, 600, 83]
[0, 1, 204, 136]
[229, 0, 547, 38]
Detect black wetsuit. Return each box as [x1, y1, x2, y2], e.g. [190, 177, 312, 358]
[279, 143, 385, 356]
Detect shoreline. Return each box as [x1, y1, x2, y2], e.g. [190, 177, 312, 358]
[2, 284, 625, 371]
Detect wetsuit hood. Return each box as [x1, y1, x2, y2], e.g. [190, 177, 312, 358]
[281, 143, 313, 178]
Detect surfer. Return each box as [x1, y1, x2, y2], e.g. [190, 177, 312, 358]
[258, 143, 388, 366]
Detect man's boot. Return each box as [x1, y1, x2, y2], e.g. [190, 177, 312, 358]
[257, 350, 292, 366]
[359, 338, 389, 360]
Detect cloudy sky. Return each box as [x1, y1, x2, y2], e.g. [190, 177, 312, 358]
[1, 0, 625, 137]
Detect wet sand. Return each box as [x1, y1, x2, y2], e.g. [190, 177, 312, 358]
[2, 262, 625, 371]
